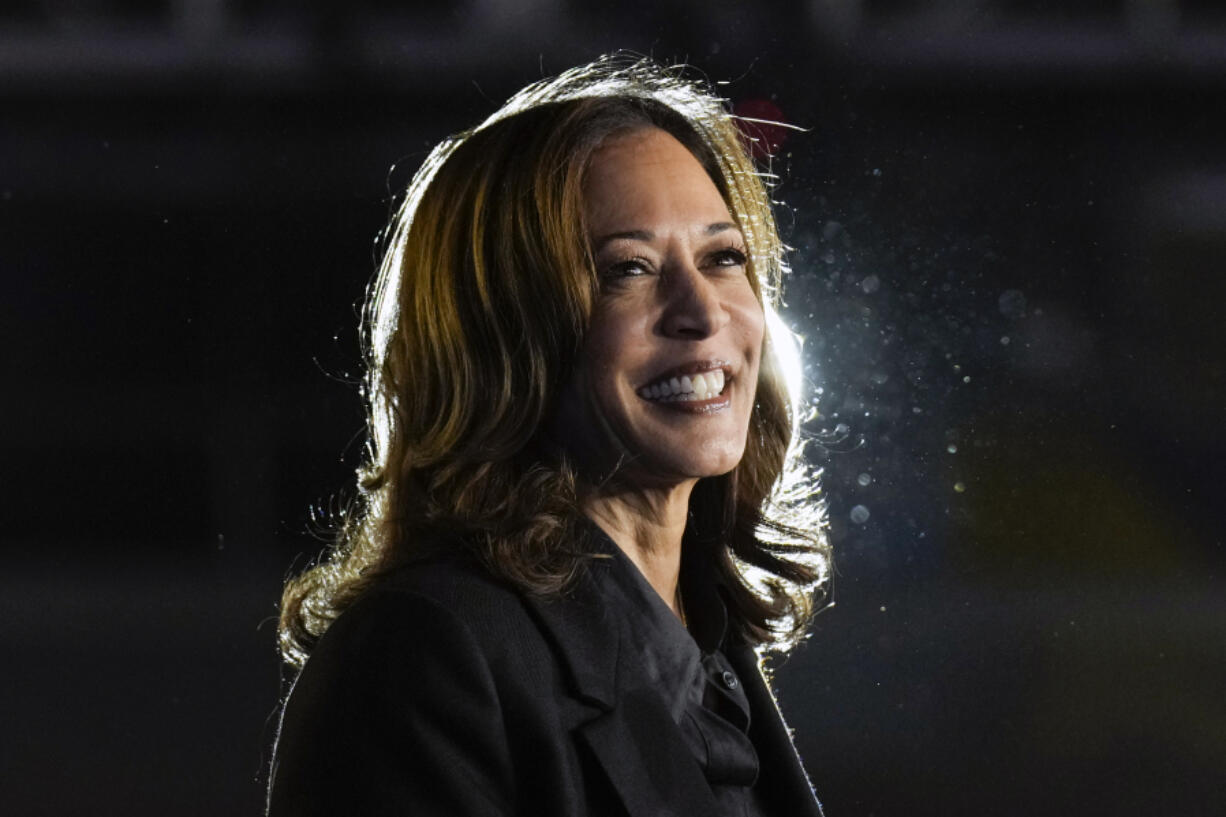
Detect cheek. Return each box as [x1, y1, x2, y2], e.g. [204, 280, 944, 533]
[581, 342, 622, 396]
[577, 328, 635, 420]
[577, 316, 617, 382]
[584, 305, 650, 372]
[732, 301, 766, 408]
[735, 299, 767, 360]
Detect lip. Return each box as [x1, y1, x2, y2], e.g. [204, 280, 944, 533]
[644, 391, 732, 414]
[636, 358, 734, 414]
[638, 359, 733, 390]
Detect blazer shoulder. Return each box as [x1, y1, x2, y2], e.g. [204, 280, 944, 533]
[270, 557, 525, 815]
[373, 551, 520, 607]
[309, 553, 552, 673]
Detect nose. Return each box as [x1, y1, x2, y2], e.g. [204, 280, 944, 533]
[659, 261, 730, 339]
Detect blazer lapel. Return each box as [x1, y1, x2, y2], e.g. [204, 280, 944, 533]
[727, 644, 826, 817]
[524, 564, 722, 817]
[575, 688, 721, 817]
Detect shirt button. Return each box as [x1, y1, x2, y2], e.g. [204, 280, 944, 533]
[721, 670, 738, 689]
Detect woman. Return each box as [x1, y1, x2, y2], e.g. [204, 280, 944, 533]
[267, 56, 829, 817]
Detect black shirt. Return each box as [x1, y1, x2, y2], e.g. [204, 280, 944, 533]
[586, 524, 768, 817]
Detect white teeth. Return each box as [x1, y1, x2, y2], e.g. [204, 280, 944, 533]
[639, 369, 728, 402]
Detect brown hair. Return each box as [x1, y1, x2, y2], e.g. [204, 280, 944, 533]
[278, 56, 828, 668]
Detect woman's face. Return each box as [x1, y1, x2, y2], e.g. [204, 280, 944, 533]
[556, 126, 765, 486]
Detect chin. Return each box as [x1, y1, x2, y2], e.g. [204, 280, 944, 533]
[628, 442, 746, 483]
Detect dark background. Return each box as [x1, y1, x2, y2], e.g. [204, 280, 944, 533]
[4, 2, 1224, 815]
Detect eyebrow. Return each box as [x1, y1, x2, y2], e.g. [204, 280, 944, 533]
[591, 221, 740, 252]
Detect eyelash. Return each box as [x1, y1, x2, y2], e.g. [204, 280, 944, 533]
[601, 244, 749, 280]
[711, 244, 749, 268]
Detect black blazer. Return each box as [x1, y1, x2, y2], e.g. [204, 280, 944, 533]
[267, 550, 824, 817]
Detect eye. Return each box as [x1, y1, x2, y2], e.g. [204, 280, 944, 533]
[601, 257, 655, 281]
[707, 245, 748, 269]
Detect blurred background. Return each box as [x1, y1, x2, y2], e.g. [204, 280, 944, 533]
[3, 1, 1224, 815]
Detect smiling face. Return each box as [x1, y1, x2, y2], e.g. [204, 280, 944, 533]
[553, 127, 766, 488]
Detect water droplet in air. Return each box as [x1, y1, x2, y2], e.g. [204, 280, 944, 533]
[857, 473, 872, 487]
[998, 289, 1027, 319]
[947, 444, 958, 454]
[861, 275, 880, 294]
[850, 505, 870, 524]
[954, 482, 966, 493]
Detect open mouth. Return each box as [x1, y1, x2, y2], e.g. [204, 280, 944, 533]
[637, 365, 729, 403]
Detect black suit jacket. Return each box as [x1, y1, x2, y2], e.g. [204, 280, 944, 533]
[267, 550, 824, 817]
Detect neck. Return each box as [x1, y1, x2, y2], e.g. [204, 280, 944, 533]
[581, 479, 696, 620]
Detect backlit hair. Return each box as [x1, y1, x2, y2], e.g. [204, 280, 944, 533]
[278, 56, 828, 668]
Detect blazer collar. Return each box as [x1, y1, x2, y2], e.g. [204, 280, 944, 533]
[520, 516, 731, 710]
[523, 557, 624, 712]
[727, 645, 826, 817]
[521, 520, 724, 815]
[521, 517, 824, 817]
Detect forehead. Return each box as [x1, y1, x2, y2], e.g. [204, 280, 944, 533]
[582, 127, 732, 232]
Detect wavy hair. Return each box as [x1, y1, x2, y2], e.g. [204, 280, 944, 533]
[278, 56, 828, 668]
